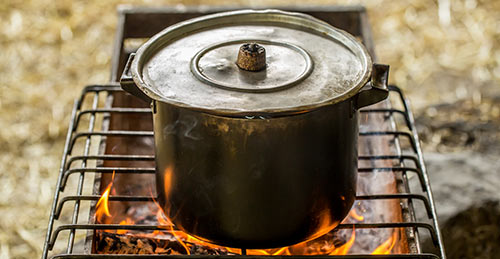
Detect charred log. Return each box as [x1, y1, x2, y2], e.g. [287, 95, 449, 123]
[95, 231, 233, 255]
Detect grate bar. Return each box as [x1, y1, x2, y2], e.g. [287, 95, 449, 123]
[53, 194, 432, 221]
[60, 167, 155, 191]
[356, 194, 432, 218]
[359, 131, 417, 153]
[48, 222, 438, 252]
[360, 109, 410, 127]
[65, 155, 155, 170]
[75, 108, 150, 128]
[50, 254, 441, 259]
[358, 155, 418, 164]
[54, 195, 154, 219]
[60, 166, 424, 192]
[69, 131, 154, 151]
[335, 223, 438, 246]
[358, 167, 425, 190]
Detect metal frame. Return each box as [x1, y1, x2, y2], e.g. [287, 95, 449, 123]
[42, 84, 445, 259]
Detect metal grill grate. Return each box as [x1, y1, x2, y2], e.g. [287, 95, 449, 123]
[42, 84, 445, 259]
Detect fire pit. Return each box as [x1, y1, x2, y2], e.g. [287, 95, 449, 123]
[42, 5, 445, 259]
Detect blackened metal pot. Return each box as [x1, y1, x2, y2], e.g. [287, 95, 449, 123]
[120, 9, 389, 249]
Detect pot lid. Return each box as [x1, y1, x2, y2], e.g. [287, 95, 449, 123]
[131, 9, 372, 116]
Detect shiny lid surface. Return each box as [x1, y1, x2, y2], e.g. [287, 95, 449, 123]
[131, 9, 372, 116]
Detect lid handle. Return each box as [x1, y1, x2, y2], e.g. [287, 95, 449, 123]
[236, 43, 267, 71]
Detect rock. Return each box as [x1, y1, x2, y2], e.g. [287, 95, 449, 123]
[419, 152, 500, 258]
[441, 201, 500, 259]
[424, 152, 500, 222]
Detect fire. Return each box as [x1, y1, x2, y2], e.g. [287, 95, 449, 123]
[306, 208, 336, 242]
[94, 170, 400, 255]
[150, 201, 358, 256]
[117, 218, 134, 235]
[152, 196, 191, 255]
[330, 229, 356, 255]
[371, 230, 398, 255]
[349, 208, 365, 221]
[95, 171, 115, 222]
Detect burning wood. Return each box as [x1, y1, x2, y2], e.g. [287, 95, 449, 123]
[95, 231, 233, 255]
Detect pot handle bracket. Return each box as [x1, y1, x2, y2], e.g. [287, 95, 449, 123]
[120, 53, 153, 104]
[354, 63, 390, 110]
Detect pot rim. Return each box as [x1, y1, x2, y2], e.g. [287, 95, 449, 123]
[131, 9, 373, 117]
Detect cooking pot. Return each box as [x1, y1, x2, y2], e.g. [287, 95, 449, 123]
[120, 9, 389, 249]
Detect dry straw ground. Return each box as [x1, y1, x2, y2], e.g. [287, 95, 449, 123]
[1, 0, 499, 258]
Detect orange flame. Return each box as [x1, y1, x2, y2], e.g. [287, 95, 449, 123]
[232, 227, 356, 256]
[330, 229, 356, 255]
[148, 201, 359, 256]
[95, 171, 115, 222]
[117, 218, 134, 235]
[349, 209, 365, 222]
[311, 208, 336, 240]
[168, 224, 191, 254]
[152, 193, 191, 255]
[371, 230, 398, 254]
[94, 167, 402, 255]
